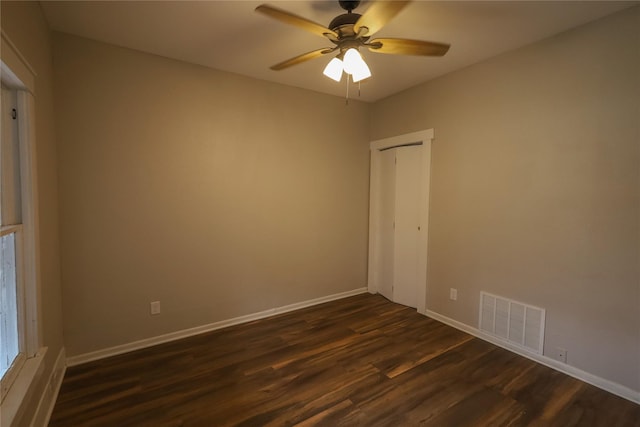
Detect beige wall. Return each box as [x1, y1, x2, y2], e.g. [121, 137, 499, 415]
[372, 7, 639, 392]
[0, 1, 64, 424]
[53, 33, 370, 357]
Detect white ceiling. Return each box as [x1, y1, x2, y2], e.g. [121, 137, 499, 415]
[40, 1, 634, 102]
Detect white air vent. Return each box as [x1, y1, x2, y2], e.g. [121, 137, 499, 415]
[479, 291, 545, 355]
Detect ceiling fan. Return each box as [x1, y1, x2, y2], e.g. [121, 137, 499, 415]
[255, 0, 450, 83]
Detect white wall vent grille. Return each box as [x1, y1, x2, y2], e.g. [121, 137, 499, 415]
[479, 291, 545, 355]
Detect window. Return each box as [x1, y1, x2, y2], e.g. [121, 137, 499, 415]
[0, 84, 26, 401]
[1, 35, 43, 425]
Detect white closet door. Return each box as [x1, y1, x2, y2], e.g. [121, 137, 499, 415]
[377, 149, 396, 301]
[392, 145, 422, 308]
[369, 129, 433, 313]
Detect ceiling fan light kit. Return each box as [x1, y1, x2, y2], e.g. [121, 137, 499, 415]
[256, 0, 450, 97]
[323, 48, 371, 83]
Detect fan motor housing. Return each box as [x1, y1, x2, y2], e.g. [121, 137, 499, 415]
[329, 13, 361, 37]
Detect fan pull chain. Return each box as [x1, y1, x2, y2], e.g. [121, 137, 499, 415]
[345, 75, 350, 105]
[344, 76, 364, 106]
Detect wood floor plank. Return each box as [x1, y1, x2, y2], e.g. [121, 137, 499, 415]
[49, 294, 640, 426]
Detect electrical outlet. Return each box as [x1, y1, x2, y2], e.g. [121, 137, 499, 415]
[150, 301, 161, 315]
[556, 347, 567, 363]
[449, 288, 458, 301]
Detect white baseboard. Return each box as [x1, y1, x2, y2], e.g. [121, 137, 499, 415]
[30, 346, 66, 427]
[67, 287, 368, 367]
[424, 309, 640, 405]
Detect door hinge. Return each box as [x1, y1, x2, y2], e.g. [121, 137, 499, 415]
[11, 108, 17, 120]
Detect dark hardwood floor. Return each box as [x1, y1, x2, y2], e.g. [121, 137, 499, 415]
[49, 293, 640, 426]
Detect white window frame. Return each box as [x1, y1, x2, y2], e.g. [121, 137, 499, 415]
[1, 82, 41, 360]
[0, 30, 44, 424]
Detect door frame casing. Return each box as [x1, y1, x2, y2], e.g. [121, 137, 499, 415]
[367, 129, 433, 314]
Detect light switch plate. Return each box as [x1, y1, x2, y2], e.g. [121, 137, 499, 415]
[150, 301, 161, 315]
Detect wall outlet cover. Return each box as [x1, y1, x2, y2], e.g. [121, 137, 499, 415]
[557, 347, 567, 363]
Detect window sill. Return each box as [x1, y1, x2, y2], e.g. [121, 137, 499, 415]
[0, 347, 47, 427]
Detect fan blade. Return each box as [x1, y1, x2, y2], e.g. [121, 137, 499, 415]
[256, 5, 338, 40]
[368, 38, 450, 56]
[353, 1, 411, 37]
[270, 48, 332, 70]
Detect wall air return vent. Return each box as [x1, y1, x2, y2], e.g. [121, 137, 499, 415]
[479, 291, 545, 355]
